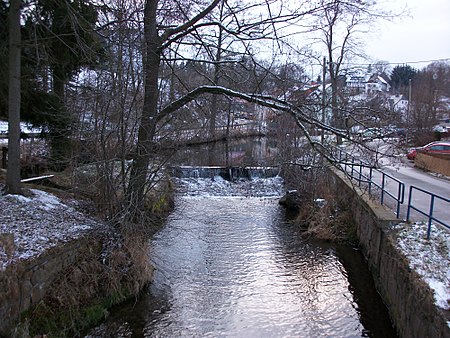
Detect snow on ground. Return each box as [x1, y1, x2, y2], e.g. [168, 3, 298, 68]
[0, 185, 101, 271]
[393, 221, 450, 311]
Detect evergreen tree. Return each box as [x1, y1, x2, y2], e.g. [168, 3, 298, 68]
[0, 0, 62, 124]
[390, 64, 417, 94]
[33, 0, 103, 168]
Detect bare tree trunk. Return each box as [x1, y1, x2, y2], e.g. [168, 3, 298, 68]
[331, 75, 342, 144]
[125, 0, 161, 220]
[6, 0, 22, 195]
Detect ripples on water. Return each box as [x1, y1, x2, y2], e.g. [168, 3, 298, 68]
[87, 176, 396, 338]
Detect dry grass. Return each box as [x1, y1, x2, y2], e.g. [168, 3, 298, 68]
[286, 166, 358, 243]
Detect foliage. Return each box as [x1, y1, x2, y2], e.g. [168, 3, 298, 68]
[0, 0, 102, 123]
[389, 64, 417, 94]
[25, 0, 104, 80]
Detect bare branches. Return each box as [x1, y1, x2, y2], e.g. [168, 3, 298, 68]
[160, 0, 222, 45]
[158, 85, 348, 139]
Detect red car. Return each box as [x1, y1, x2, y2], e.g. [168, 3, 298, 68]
[407, 141, 450, 160]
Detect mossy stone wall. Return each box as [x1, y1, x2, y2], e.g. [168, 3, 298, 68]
[0, 237, 98, 336]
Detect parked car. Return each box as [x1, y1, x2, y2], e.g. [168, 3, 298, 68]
[355, 125, 405, 141]
[356, 127, 384, 141]
[406, 141, 450, 160]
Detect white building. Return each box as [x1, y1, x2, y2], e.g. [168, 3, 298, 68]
[365, 74, 391, 94]
[384, 94, 409, 121]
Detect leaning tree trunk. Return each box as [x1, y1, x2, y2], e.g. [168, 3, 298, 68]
[6, 0, 22, 195]
[124, 0, 161, 222]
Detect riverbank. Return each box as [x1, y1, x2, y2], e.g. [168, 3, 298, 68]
[0, 182, 154, 337]
[330, 168, 450, 337]
[280, 164, 449, 337]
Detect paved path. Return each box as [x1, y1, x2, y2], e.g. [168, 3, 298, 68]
[382, 162, 450, 228]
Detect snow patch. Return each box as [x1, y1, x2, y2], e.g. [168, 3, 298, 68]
[0, 186, 101, 271]
[425, 278, 450, 310]
[393, 222, 450, 311]
[31, 189, 66, 210]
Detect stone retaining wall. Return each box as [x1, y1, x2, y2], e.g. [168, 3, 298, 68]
[0, 236, 99, 336]
[331, 168, 450, 338]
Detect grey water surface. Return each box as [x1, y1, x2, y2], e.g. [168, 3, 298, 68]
[87, 175, 396, 338]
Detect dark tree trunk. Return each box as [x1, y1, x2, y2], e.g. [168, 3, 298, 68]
[6, 0, 22, 195]
[125, 0, 161, 220]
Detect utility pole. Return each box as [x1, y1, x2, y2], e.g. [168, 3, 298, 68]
[321, 57, 326, 144]
[406, 78, 412, 145]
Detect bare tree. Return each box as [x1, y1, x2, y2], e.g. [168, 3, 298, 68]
[123, 0, 320, 221]
[308, 0, 394, 143]
[37, 0, 399, 222]
[63, 0, 145, 218]
[408, 62, 450, 144]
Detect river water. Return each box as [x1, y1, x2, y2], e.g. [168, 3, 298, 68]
[88, 172, 397, 338]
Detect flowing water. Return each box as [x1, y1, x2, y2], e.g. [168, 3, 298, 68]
[88, 171, 397, 338]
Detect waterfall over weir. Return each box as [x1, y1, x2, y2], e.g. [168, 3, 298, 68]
[169, 165, 280, 181]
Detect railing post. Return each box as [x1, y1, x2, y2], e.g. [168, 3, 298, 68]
[406, 186, 413, 222]
[427, 195, 435, 240]
[351, 158, 355, 179]
[368, 167, 373, 195]
[381, 172, 385, 205]
[1, 146, 7, 169]
[396, 183, 405, 219]
[358, 162, 362, 186]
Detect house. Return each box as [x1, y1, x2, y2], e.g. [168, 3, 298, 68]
[345, 75, 368, 94]
[365, 74, 391, 95]
[386, 94, 409, 118]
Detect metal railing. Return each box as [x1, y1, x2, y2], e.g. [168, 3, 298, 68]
[340, 159, 405, 218]
[406, 186, 450, 239]
[332, 145, 405, 218]
[331, 145, 449, 238]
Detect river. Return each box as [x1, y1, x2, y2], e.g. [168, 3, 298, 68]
[87, 169, 397, 337]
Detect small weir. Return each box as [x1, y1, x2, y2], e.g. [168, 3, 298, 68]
[169, 165, 280, 181]
[87, 166, 397, 337]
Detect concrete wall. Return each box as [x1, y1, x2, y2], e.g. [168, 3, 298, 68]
[331, 168, 450, 338]
[0, 236, 99, 336]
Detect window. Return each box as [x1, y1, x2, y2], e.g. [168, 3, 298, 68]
[429, 146, 444, 151]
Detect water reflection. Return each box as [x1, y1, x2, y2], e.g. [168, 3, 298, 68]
[170, 137, 278, 167]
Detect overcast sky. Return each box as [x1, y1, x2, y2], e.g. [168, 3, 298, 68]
[365, 0, 450, 68]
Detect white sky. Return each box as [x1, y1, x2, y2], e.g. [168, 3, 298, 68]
[365, 0, 450, 68]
